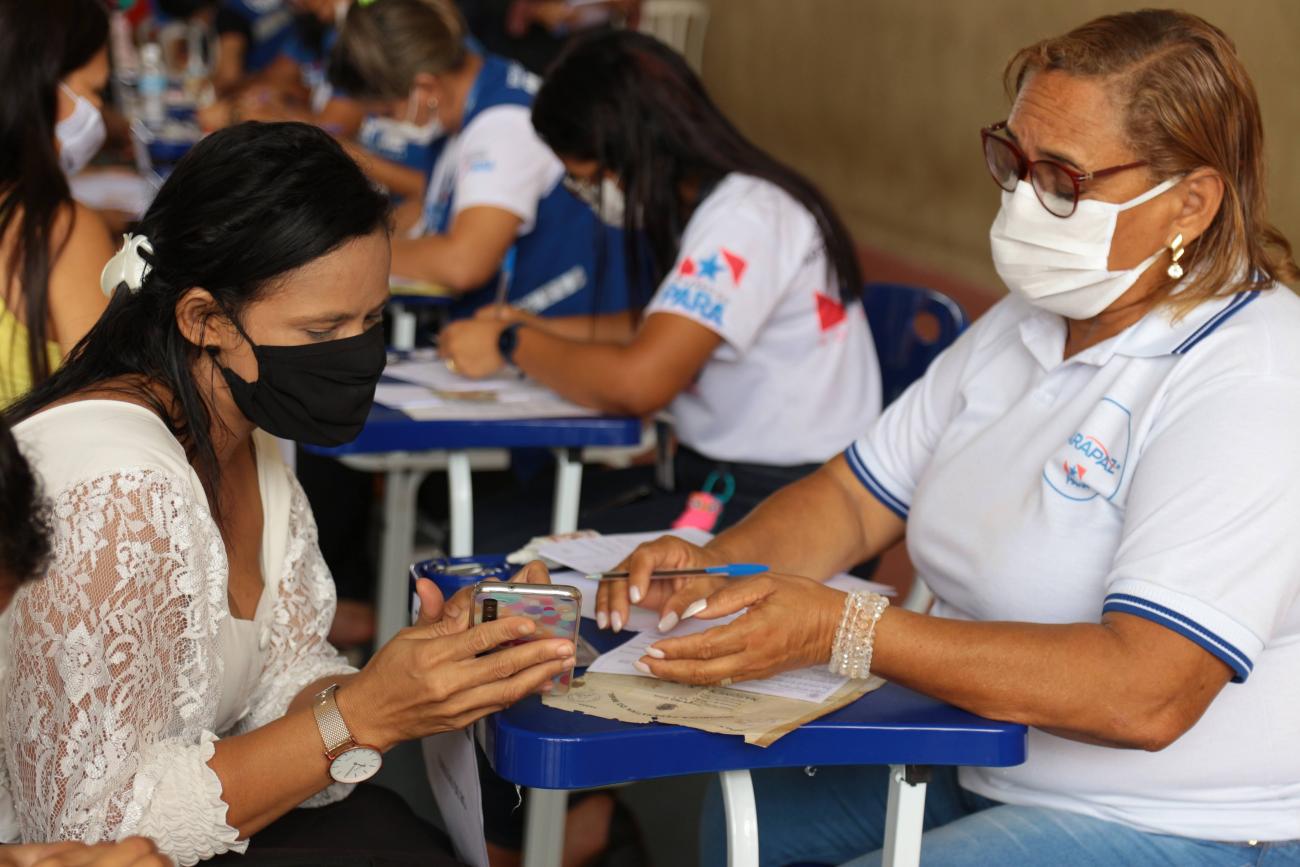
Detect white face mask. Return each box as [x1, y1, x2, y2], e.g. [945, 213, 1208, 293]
[55, 83, 106, 176]
[566, 175, 626, 227]
[391, 89, 443, 146]
[989, 177, 1179, 319]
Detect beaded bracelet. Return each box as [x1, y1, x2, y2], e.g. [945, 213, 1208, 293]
[828, 591, 890, 679]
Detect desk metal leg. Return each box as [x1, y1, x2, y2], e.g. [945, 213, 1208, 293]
[551, 447, 583, 534]
[720, 769, 759, 867]
[377, 467, 427, 645]
[447, 450, 473, 557]
[521, 787, 567, 867]
[882, 764, 929, 867]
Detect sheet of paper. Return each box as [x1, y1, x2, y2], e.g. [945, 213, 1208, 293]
[422, 729, 488, 867]
[586, 614, 849, 704]
[549, 570, 663, 633]
[373, 382, 449, 410]
[545, 672, 884, 747]
[826, 572, 898, 597]
[381, 361, 599, 419]
[537, 528, 714, 575]
[69, 169, 156, 217]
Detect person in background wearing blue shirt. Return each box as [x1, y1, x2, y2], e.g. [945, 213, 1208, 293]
[330, 0, 634, 332]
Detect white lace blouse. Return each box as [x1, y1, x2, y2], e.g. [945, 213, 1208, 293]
[0, 401, 358, 864]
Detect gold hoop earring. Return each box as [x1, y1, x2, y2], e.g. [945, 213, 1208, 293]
[1167, 233, 1186, 279]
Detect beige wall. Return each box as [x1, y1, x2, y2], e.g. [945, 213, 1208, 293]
[699, 0, 1300, 294]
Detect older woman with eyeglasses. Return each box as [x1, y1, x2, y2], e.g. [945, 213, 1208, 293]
[597, 10, 1300, 866]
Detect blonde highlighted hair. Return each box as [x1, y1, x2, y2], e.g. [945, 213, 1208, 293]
[1006, 9, 1298, 314]
[330, 0, 468, 101]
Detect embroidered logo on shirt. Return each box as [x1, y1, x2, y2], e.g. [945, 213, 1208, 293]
[662, 284, 725, 326]
[1043, 397, 1132, 502]
[664, 248, 747, 326]
[816, 293, 847, 331]
[678, 249, 746, 285]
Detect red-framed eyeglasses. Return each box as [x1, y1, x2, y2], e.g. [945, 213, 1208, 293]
[980, 121, 1148, 218]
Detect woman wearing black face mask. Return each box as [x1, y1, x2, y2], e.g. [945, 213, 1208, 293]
[3, 121, 574, 866]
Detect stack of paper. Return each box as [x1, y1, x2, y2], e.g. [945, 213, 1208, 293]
[375, 358, 598, 420]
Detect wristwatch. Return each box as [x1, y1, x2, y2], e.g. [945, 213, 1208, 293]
[312, 684, 382, 784]
[498, 322, 523, 366]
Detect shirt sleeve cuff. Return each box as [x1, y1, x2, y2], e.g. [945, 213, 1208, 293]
[843, 440, 910, 520]
[1102, 578, 1263, 683]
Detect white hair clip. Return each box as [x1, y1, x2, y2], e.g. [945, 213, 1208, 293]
[100, 233, 153, 297]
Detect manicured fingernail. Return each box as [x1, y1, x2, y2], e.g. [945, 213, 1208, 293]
[540, 682, 554, 693]
[633, 660, 653, 675]
[657, 611, 679, 633]
[516, 622, 534, 635]
[681, 599, 707, 620]
[645, 646, 665, 659]
[611, 611, 624, 633]
[444, 604, 460, 620]
[563, 657, 576, 669]
[629, 585, 643, 604]
[596, 611, 609, 630]
[556, 643, 574, 657]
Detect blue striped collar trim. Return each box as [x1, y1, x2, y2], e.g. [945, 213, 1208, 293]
[1103, 592, 1253, 682]
[843, 445, 909, 520]
[1171, 290, 1260, 355]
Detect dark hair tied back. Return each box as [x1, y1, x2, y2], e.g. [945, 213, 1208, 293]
[532, 30, 862, 305]
[7, 122, 389, 503]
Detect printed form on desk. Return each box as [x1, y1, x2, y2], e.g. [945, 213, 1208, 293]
[375, 359, 599, 420]
[545, 672, 884, 748]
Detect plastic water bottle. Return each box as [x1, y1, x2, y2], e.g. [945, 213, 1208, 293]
[138, 43, 167, 127]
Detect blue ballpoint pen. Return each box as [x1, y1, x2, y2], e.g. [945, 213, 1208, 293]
[588, 563, 768, 581]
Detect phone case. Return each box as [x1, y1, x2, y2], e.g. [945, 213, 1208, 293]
[472, 583, 582, 695]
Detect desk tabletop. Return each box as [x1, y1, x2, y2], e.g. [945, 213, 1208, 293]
[304, 398, 642, 456]
[485, 623, 1026, 790]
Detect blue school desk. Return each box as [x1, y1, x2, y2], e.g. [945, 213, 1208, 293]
[425, 564, 1028, 867]
[304, 397, 641, 643]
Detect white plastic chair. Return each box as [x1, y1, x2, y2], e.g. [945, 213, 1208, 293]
[637, 0, 710, 72]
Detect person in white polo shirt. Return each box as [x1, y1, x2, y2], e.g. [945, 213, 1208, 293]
[604, 10, 1300, 866]
[438, 30, 881, 567]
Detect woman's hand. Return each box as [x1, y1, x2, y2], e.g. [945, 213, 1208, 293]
[339, 563, 573, 750]
[438, 319, 509, 379]
[596, 535, 731, 633]
[473, 303, 540, 328]
[0, 838, 170, 867]
[411, 561, 552, 636]
[636, 573, 846, 686]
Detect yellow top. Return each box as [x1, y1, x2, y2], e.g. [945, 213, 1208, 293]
[0, 305, 61, 408]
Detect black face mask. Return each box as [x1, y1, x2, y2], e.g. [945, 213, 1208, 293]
[213, 321, 387, 447]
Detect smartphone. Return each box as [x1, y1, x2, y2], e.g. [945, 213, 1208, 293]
[472, 582, 582, 695]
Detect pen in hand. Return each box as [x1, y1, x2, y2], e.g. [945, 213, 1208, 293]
[588, 563, 768, 582]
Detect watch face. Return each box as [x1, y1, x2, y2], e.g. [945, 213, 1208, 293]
[329, 747, 382, 784]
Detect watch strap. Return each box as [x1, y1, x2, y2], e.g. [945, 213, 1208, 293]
[312, 684, 356, 758]
[498, 322, 523, 366]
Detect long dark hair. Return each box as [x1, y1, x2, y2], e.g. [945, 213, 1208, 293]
[0, 415, 50, 589]
[532, 30, 862, 304]
[0, 0, 108, 388]
[7, 122, 389, 502]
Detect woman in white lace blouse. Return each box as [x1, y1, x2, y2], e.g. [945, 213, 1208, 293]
[1, 122, 576, 866]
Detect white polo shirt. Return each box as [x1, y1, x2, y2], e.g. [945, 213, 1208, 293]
[421, 103, 562, 237]
[646, 173, 881, 465]
[846, 286, 1300, 841]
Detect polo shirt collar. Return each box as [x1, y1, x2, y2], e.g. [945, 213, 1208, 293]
[1015, 287, 1267, 369]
